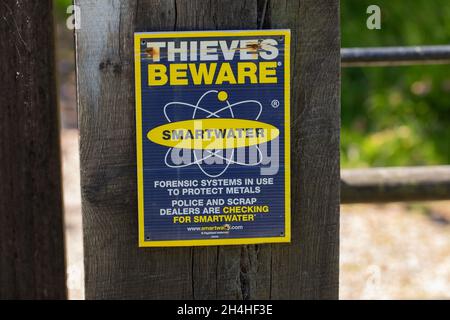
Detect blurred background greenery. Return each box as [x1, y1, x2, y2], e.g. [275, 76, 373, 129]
[341, 0, 449, 168]
[54, 0, 72, 17]
[54, 0, 450, 168]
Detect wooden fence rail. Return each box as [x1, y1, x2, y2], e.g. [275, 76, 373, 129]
[341, 166, 450, 203]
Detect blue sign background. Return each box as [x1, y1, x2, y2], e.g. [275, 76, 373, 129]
[135, 31, 290, 246]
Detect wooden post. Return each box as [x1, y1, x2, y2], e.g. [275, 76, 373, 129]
[75, 0, 340, 299]
[0, 1, 67, 299]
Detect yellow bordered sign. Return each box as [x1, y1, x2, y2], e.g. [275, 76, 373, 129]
[135, 30, 291, 247]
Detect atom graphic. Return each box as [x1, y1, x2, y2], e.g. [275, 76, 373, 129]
[163, 90, 264, 178]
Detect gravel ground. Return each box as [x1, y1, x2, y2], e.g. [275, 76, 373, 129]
[61, 130, 450, 300]
[341, 202, 450, 299]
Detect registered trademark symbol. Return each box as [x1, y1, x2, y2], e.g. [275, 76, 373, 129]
[277, 61, 282, 66]
[271, 99, 280, 108]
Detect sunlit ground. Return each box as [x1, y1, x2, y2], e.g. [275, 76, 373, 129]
[340, 202, 450, 299]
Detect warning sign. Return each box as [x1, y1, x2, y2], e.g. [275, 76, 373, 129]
[134, 30, 291, 247]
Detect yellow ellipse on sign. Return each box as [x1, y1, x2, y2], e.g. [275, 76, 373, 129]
[147, 118, 279, 150]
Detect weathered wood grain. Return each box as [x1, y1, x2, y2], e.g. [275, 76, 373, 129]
[268, 0, 341, 299]
[76, 0, 340, 299]
[0, 0, 66, 299]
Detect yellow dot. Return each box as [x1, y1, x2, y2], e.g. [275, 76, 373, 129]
[218, 91, 228, 101]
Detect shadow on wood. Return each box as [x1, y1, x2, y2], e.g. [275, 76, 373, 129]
[0, 0, 66, 299]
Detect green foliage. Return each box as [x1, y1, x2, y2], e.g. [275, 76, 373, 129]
[341, 0, 450, 168]
[54, 0, 72, 18]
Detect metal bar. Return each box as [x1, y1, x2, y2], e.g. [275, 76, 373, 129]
[341, 45, 450, 67]
[341, 166, 450, 203]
